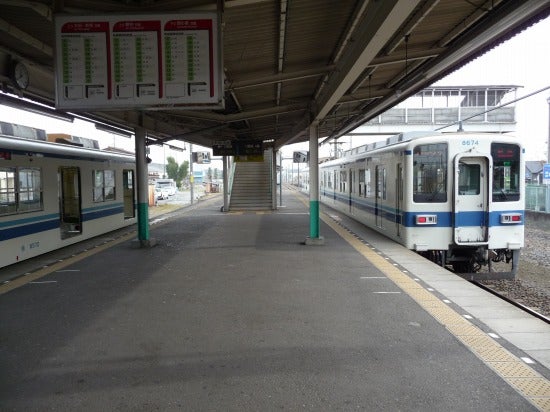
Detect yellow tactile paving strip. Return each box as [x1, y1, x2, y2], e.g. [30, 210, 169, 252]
[315, 205, 550, 411]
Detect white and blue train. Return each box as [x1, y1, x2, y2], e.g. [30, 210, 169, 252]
[315, 131, 525, 278]
[0, 123, 136, 269]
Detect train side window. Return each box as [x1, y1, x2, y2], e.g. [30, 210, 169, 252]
[18, 168, 42, 212]
[359, 169, 365, 196]
[377, 167, 387, 200]
[340, 170, 346, 193]
[0, 167, 16, 215]
[365, 168, 371, 197]
[413, 143, 447, 203]
[93, 170, 116, 202]
[491, 143, 520, 202]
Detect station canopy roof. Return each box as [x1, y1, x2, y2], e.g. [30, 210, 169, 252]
[0, 0, 549, 150]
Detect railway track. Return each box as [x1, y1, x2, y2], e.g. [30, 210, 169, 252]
[472, 280, 550, 324]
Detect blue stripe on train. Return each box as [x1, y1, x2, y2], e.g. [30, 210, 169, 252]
[0, 204, 126, 241]
[323, 191, 524, 228]
[0, 218, 59, 241]
[82, 204, 124, 221]
[0, 213, 58, 228]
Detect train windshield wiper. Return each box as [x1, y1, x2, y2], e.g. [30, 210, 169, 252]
[428, 183, 444, 202]
[495, 187, 508, 201]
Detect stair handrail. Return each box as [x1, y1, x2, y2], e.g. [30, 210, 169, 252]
[227, 160, 236, 203]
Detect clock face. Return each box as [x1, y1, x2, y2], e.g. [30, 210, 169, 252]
[13, 61, 29, 90]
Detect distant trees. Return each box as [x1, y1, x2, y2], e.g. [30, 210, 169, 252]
[166, 156, 189, 188]
[206, 167, 221, 181]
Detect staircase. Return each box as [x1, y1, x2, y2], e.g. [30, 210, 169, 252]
[229, 151, 273, 211]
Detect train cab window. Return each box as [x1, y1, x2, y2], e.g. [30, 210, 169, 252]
[491, 143, 520, 202]
[0, 167, 16, 215]
[413, 143, 447, 203]
[93, 170, 116, 202]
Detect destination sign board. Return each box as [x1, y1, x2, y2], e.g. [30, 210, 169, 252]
[212, 139, 263, 156]
[54, 13, 223, 110]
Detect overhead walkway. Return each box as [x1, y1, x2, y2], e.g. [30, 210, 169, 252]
[0, 187, 548, 411]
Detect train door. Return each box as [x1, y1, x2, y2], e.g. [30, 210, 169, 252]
[375, 165, 385, 229]
[453, 156, 489, 244]
[59, 167, 82, 239]
[348, 169, 353, 213]
[396, 163, 403, 237]
[333, 170, 337, 200]
[123, 169, 135, 218]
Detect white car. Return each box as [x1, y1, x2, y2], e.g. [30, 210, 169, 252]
[155, 187, 170, 200]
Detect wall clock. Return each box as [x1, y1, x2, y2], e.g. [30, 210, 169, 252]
[11, 60, 29, 90]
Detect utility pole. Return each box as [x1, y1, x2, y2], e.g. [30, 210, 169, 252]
[190, 144, 194, 205]
[547, 96, 550, 164]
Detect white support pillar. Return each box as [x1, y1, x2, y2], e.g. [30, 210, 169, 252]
[305, 122, 324, 245]
[222, 155, 229, 212]
[271, 147, 277, 210]
[189, 144, 194, 204]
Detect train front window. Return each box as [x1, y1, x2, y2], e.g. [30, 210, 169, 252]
[413, 143, 448, 203]
[492, 143, 520, 202]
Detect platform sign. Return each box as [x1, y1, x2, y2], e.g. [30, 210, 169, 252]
[212, 139, 263, 156]
[543, 164, 550, 184]
[54, 13, 223, 110]
[192, 151, 210, 164]
[293, 151, 309, 163]
[212, 139, 234, 156]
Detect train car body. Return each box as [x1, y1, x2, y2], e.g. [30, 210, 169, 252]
[317, 132, 524, 278]
[0, 130, 136, 269]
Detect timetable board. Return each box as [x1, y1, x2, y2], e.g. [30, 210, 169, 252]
[54, 13, 223, 110]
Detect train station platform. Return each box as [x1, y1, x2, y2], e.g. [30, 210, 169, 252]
[1, 187, 549, 411]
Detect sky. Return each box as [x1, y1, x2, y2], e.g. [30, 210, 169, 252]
[1, 15, 549, 164]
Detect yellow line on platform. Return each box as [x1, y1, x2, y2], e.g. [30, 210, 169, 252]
[292, 190, 550, 411]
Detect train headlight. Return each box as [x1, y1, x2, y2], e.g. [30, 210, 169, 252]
[415, 214, 437, 225]
[500, 213, 522, 224]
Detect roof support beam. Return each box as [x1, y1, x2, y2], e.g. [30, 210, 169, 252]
[312, 0, 422, 121]
[0, 0, 53, 21]
[329, 0, 550, 141]
[0, 17, 53, 57]
[227, 66, 335, 91]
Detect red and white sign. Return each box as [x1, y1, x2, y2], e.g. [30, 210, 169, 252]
[55, 13, 222, 110]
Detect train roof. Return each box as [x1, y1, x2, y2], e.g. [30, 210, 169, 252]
[322, 131, 520, 167]
[0, 133, 135, 163]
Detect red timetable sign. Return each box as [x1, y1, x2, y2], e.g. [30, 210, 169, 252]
[54, 13, 222, 110]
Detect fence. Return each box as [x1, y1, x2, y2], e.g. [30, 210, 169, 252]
[525, 184, 550, 212]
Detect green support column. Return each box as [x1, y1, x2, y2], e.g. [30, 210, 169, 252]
[305, 122, 324, 245]
[309, 199, 320, 238]
[138, 202, 149, 240]
[134, 127, 156, 247]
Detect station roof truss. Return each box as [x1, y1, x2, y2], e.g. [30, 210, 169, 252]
[0, 0, 548, 150]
